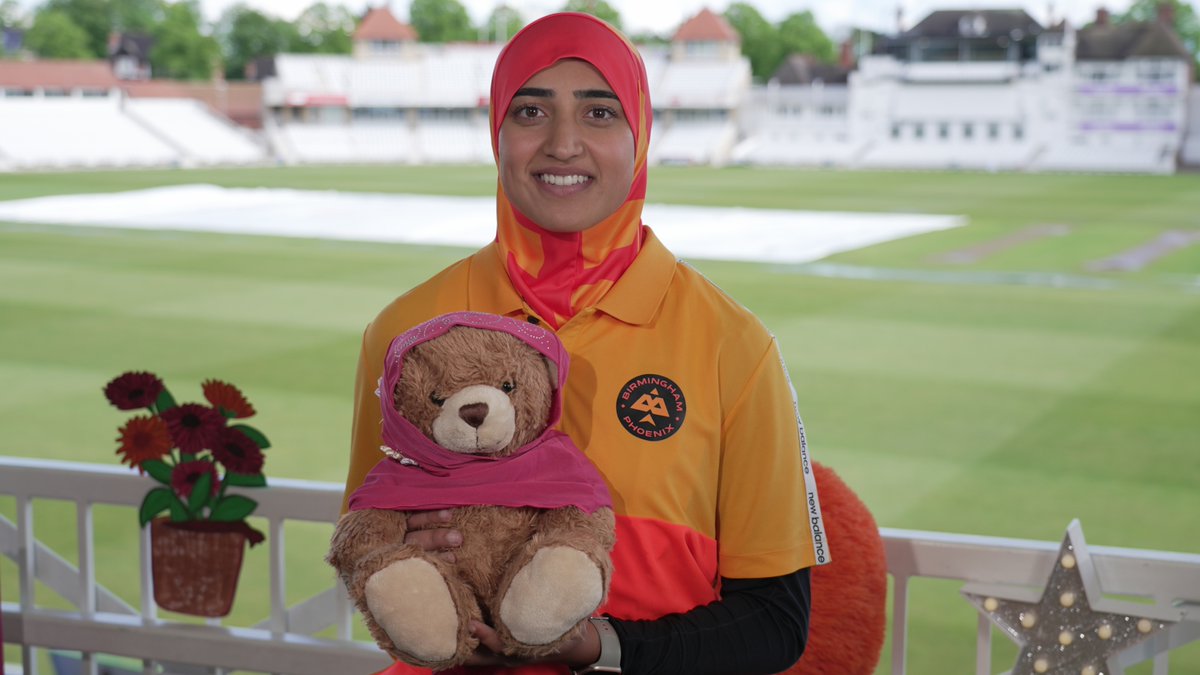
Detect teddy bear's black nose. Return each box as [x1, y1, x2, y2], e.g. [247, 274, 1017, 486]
[459, 402, 489, 428]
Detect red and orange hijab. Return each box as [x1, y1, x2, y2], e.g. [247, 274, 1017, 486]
[489, 13, 653, 329]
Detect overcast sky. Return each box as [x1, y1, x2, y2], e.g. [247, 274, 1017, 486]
[12, 0, 1175, 37]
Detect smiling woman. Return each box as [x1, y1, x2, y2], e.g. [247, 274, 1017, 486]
[498, 59, 635, 236]
[340, 12, 826, 675]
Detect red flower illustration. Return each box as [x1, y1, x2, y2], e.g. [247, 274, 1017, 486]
[104, 372, 270, 533]
[202, 379, 256, 419]
[171, 460, 220, 500]
[103, 372, 165, 411]
[211, 427, 265, 475]
[160, 403, 225, 455]
[115, 415, 172, 469]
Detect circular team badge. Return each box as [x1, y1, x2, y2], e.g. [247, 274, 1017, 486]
[615, 374, 686, 441]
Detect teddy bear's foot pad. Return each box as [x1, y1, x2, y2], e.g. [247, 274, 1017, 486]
[500, 546, 604, 645]
[366, 558, 459, 662]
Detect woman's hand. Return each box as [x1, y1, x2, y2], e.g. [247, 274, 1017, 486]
[463, 619, 602, 669]
[404, 509, 462, 563]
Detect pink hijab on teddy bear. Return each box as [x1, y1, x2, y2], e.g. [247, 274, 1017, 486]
[348, 312, 611, 514]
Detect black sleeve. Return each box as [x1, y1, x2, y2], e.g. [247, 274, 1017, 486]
[607, 567, 811, 675]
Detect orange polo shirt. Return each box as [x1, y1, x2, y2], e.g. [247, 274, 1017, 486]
[343, 230, 828, 666]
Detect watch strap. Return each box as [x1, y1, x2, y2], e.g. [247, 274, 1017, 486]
[573, 616, 622, 674]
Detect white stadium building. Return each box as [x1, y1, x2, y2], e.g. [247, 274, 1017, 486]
[1, 5, 1197, 173]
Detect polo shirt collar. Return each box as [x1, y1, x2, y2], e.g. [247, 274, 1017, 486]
[467, 243, 525, 316]
[467, 230, 676, 327]
[596, 227, 675, 326]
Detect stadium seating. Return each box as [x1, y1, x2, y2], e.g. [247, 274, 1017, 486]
[280, 125, 357, 163]
[652, 119, 738, 165]
[419, 48, 494, 108]
[349, 61, 422, 106]
[1031, 142, 1176, 174]
[0, 97, 179, 169]
[860, 141, 1037, 171]
[126, 99, 267, 165]
[1182, 89, 1200, 168]
[275, 55, 350, 101]
[414, 120, 490, 164]
[731, 132, 865, 167]
[656, 60, 749, 109]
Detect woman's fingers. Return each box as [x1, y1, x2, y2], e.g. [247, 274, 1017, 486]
[407, 509, 454, 530]
[464, 621, 509, 666]
[405, 510, 461, 561]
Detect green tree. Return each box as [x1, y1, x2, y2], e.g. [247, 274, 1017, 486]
[150, 1, 218, 79]
[1119, 0, 1200, 78]
[25, 8, 92, 58]
[215, 4, 299, 79]
[561, 0, 621, 30]
[294, 2, 354, 53]
[628, 30, 668, 47]
[35, 0, 163, 57]
[482, 4, 523, 42]
[724, 2, 783, 81]
[410, 0, 473, 43]
[40, 0, 111, 57]
[778, 11, 835, 64]
[111, 0, 164, 32]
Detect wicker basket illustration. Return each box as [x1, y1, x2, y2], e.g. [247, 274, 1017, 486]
[149, 518, 248, 617]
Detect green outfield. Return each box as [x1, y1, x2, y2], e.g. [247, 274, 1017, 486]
[2, 165, 1198, 674]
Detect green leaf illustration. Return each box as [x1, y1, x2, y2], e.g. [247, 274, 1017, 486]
[141, 459, 172, 484]
[209, 495, 257, 522]
[188, 471, 213, 515]
[154, 388, 177, 413]
[138, 488, 174, 527]
[225, 472, 266, 488]
[168, 495, 188, 522]
[230, 424, 271, 450]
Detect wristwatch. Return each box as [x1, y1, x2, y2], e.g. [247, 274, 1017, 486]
[573, 616, 622, 674]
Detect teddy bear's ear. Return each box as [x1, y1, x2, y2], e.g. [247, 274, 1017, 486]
[543, 356, 559, 389]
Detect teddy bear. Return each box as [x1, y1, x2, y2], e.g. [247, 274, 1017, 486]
[327, 311, 616, 670]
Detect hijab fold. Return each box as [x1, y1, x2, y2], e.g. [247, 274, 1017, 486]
[489, 13, 653, 328]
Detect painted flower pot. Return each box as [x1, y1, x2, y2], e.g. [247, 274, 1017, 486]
[149, 517, 248, 617]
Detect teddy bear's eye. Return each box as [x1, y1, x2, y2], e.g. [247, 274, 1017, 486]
[501, 381, 516, 394]
[429, 392, 445, 407]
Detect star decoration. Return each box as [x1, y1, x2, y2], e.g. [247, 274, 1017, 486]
[962, 520, 1181, 675]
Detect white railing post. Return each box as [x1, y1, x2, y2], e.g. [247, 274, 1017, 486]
[138, 521, 159, 675]
[1, 456, 393, 675]
[16, 495, 36, 675]
[889, 573, 908, 675]
[76, 501, 98, 675]
[269, 515, 286, 636]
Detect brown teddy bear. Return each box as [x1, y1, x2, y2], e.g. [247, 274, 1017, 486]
[328, 311, 616, 670]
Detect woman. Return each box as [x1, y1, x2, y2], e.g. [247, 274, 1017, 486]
[342, 12, 828, 675]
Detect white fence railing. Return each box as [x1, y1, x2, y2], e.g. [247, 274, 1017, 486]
[1, 456, 390, 675]
[3, 456, 1199, 675]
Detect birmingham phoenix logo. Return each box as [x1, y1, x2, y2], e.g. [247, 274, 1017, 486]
[615, 374, 686, 441]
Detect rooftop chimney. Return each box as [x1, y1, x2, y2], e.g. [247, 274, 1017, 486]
[1156, 1, 1175, 26]
[1096, 7, 1110, 26]
[839, 38, 855, 69]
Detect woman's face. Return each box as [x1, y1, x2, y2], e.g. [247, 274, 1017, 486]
[497, 59, 636, 234]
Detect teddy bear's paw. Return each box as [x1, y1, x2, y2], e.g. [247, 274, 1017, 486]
[499, 546, 604, 645]
[365, 558, 460, 663]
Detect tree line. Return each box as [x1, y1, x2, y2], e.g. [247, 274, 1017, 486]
[0, 0, 840, 82]
[1, 0, 1194, 83]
